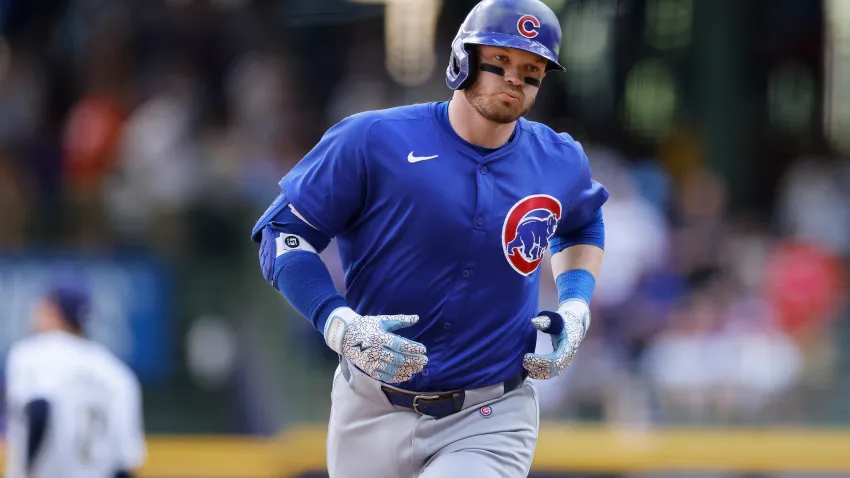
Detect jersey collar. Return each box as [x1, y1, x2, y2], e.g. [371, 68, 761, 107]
[432, 100, 524, 162]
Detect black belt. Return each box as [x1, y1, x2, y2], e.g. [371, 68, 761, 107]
[381, 373, 525, 418]
[340, 361, 525, 419]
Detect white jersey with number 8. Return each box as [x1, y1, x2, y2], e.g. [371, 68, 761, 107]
[4, 331, 146, 478]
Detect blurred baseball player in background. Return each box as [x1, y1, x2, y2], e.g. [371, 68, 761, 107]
[3, 278, 146, 478]
[252, 0, 608, 476]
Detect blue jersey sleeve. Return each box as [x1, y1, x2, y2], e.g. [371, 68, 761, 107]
[555, 138, 609, 236]
[279, 114, 373, 238]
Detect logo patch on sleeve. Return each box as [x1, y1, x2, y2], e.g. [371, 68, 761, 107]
[276, 233, 316, 257]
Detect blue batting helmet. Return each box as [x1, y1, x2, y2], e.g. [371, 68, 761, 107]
[446, 0, 566, 90]
[46, 273, 91, 330]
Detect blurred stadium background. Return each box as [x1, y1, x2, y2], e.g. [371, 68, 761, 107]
[1, 0, 850, 476]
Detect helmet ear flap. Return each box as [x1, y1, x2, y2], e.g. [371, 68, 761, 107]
[446, 36, 470, 90]
[449, 54, 462, 79]
[457, 44, 478, 90]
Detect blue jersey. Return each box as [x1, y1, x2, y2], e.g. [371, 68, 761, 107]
[278, 101, 608, 392]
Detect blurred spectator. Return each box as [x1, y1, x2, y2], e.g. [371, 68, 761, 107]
[0, 150, 30, 247]
[104, 64, 204, 252]
[62, 93, 127, 192]
[0, 43, 44, 148]
[640, 282, 802, 425]
[775, 156, 850, 256]
[763, 239, 847, 403]
[585, 146, 672, 311]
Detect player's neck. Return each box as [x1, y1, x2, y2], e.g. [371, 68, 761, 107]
[448, 93, 516, 149]
[36, 318, 83, 337]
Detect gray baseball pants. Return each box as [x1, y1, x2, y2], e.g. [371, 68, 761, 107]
[326, 358, 540, 478]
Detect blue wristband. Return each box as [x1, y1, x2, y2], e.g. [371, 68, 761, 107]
[259, 225, 347, 332]
[555, 269, 596, 306]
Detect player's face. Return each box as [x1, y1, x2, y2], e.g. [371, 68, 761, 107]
[464, 45, 547, 124]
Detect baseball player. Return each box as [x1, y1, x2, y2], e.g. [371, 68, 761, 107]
[252, 0, 608, 476]
[3, 279, 146, 478]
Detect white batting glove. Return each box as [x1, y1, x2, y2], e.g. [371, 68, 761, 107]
[523, 300, 590, 380]
[324, 307, 429, 383]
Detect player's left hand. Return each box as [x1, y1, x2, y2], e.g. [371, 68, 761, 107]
[522, 300, 590, 380]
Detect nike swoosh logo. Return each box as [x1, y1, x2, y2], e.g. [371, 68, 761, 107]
[408, 152, 439, 163]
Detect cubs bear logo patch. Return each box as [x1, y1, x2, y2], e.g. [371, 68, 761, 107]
[502, 194, 562, 276]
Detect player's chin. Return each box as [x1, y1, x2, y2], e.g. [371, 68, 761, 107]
[484, 101, 525, 123]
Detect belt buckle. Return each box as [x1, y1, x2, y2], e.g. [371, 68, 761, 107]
[412, 394, 441, 415]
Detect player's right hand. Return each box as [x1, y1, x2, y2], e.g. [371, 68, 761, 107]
[323, 307, 428, 383]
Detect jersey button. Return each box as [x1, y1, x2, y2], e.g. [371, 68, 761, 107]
[462, 269, 471, 278]
[422, 368, 430, 376]
[480, 166, 488, 174]
[477, 216, 484, 226]
[443, 322, 452, 330]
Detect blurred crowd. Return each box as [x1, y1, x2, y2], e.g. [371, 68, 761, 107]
[0, 0, 315, 255]
[533, 145, 850, 427]
[0, 0, 848, 440]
